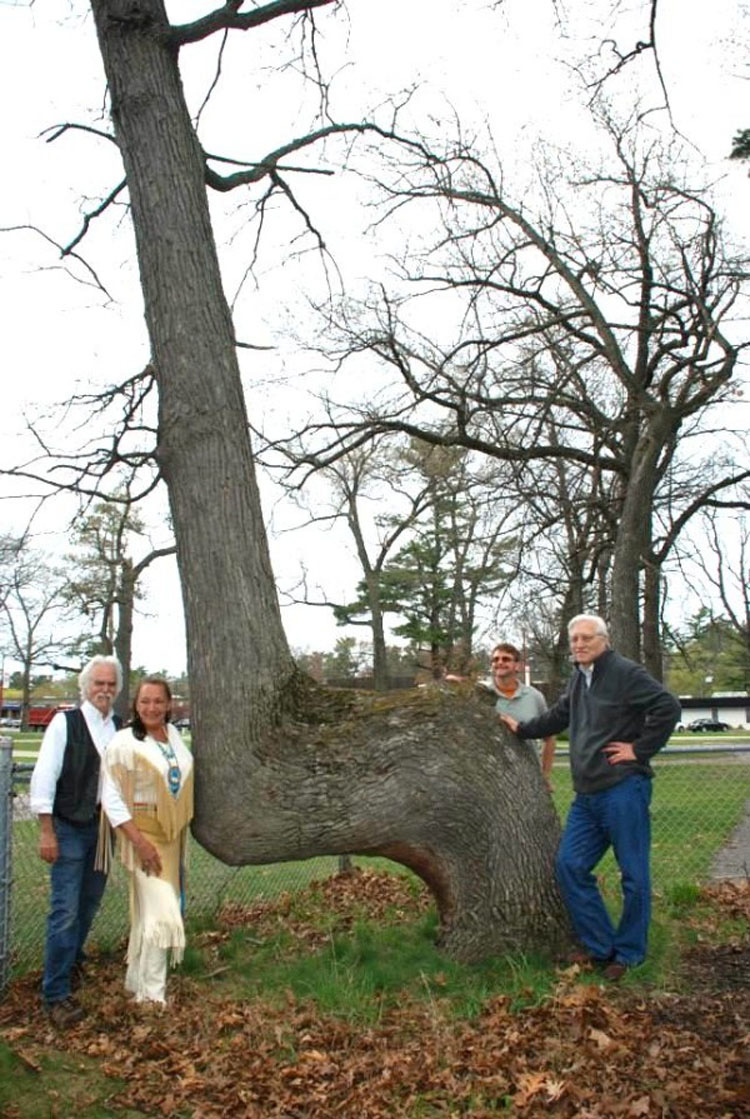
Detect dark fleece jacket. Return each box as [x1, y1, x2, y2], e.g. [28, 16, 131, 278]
[517, 648, 681, 794]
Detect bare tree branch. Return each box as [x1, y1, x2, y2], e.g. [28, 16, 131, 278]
[0, 224, 114, 299]
[62, 179, 128, 256]
[194, 27, 231, 127]
[42, 122, 118, 146]
[1, 366, 162, 506]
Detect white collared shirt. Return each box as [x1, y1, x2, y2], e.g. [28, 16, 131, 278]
[29, 700, 119, 816]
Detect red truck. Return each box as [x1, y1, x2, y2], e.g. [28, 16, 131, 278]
[27, 704, 76, 730]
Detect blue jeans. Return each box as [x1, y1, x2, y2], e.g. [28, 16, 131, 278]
[42, 817, 107, 1005]
[556, 775, 652, 967]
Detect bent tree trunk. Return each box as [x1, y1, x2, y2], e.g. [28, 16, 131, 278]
[89, 0, 569, 961]
[209, 684, 567, 961]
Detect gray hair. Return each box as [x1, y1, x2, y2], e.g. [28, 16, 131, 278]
[78, 655, 123, 701]
[567, 613, 609, 639]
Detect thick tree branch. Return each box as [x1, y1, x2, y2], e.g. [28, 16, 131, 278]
[132, 544, 177, 580]
[169, 0, 337, 47]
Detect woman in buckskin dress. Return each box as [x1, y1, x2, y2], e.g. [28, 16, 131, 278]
[99, 676, 193, 1004]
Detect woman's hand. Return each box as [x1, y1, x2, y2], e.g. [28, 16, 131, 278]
[117, 819, 163, 875]
[136, 837, 162, 876]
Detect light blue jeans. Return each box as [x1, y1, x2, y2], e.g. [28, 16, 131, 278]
[42, 817, 107, 1005]
[556, 775, 652, 966]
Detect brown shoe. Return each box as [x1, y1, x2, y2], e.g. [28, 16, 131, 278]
[601, 961, 628, 981]
[46, 997, 86, 1027]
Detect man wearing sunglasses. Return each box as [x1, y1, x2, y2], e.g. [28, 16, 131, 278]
[488, 643, 556, 781]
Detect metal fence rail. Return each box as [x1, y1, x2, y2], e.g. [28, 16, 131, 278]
[2, 741, 750, 996]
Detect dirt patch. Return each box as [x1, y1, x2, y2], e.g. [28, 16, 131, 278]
[679, 941, 750, 994]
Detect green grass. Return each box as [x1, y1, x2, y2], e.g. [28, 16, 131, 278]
[185, 905, 562, 1023]
[9, 834, 350, 976]
[178, 867, 727, 1019]
[0, 1042, 146, 1119]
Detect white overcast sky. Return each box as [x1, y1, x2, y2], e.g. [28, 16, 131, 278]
[0, 0, 748, 675]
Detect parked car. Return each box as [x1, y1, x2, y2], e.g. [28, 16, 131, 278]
[687, 718, 730, 733]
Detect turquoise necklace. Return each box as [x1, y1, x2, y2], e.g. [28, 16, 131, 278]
[152, 732, 181, 796]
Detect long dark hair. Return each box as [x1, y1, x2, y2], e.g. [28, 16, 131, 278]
[130, 676, 173, 741]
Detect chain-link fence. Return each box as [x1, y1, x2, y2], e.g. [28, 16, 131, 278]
[3, 737, 750, 995]
[0, 740, 12, 997]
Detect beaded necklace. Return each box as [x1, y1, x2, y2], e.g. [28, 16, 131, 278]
[151, 731, 181, 796]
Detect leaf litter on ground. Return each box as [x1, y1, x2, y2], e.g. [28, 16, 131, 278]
[2, 871, 750, 1118]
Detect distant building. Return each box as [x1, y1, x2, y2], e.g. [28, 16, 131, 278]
[677, 694, 750, 729]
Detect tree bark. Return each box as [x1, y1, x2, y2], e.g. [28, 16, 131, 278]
[114, 558, 134, 719]
[609, 423, 666, 660]
[88, 0, 569, 961]
[641, 500, 663, 681]
[347, 502, 390, 691]
[90, 0, 296, 756]
[199, 683, 569, 962]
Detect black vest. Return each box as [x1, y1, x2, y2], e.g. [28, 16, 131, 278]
[53, 708, 122, 825]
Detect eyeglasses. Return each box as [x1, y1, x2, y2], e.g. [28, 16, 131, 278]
[491, 656, 517, 664]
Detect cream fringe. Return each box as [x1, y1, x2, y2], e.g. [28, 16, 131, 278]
[96, 753, 193, 873]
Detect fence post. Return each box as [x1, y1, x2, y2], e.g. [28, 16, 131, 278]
[0, 737, 12, 1000]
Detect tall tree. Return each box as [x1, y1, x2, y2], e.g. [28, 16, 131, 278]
[666, 610, 748, 696]
[678, 509, 750, 694]
[52, 0, 570, 960]
[321, 440, 514, 680]
[496, 421, 618, 692]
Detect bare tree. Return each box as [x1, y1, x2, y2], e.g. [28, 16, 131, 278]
[0, 541, 72, 728]
[0, 534, 25, 612]
[367, 441, 516, 677]
[688, 507, 750, 693]
[288, 114, 749, 671]
[281, 437, 516, 685]
[65, 496, 176, 714]
[276, 438, 435, 690]
[498, 433, 618, 692]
